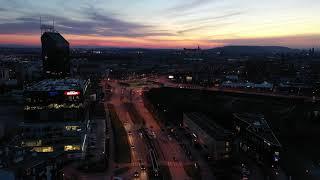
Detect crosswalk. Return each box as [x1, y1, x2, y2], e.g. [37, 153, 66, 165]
[166, 161, 184, 167]
[130, 162, 141, 167]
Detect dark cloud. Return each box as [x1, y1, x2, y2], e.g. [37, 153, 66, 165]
[0, 21, 39, 34]
[0, 7, 175, 38]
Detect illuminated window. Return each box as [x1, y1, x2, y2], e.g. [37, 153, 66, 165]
[21, 140, 42, 147]
[65, 126, 80, 131]
[32, 146, 53, 152]
[64, 145, 81, 151]
[226, 141, 230, 147]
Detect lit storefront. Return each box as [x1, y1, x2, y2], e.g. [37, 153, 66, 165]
[32, 146, 54, 153]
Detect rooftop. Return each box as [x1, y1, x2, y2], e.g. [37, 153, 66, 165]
[0, 145, 64, 173]
[184, 112, 233, 140]
[25, 78, 87, 92]
[41, 32, 69, 47]
[233, 113, 281, 147]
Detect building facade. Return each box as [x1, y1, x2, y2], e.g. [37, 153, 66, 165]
[22, 78, 90, 158]
[41, 32, 70, 77]
[183, 112, 234, 160]
[233, 113, 281, 167]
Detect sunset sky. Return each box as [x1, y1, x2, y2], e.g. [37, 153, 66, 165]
[0, 0, 319, 49]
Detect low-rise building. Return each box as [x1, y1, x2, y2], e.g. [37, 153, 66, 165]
[0, 146, 64, 180]
[233, 113, 281, 166]
[183, 112, 234, 160]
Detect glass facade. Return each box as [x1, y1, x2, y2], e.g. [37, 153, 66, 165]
[41, 32, 70, 77]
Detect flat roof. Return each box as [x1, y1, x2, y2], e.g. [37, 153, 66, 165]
[42, 32, 69, 47]
[233, 113, 281, 147]
[0, 146, 64, 172]
[25, 78, 86, 92]
[184, 112, 233, 140]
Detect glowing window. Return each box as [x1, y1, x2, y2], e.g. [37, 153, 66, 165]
[32, 146, 53, 152]
[22, 140, 42, 147]
[64, 145, 81, 151]
[226, 142, 230, 147]
[65, 126, 80, 131]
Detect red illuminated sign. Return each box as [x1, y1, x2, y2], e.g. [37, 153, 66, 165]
[64, 91, 80, 96]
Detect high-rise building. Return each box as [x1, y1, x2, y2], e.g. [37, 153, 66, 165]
[41, 32, 70, 77]
[22, 78, 90, 158]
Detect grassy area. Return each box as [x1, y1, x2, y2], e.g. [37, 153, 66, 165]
[184, 164, 202, 180]
[108, 104, 131, 163]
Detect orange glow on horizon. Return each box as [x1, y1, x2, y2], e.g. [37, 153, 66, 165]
[0, 33, 220, 49]
[0, 33, 318, 49]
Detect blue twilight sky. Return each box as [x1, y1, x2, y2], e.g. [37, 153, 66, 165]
[0, 0, 319, 48]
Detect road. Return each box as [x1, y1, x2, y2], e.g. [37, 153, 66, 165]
[131, 89, 190, 180]
[108, 80, 194, 180]
[107, 80, 149, 180]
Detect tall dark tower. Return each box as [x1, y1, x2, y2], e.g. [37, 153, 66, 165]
[41, 23, 70, 77]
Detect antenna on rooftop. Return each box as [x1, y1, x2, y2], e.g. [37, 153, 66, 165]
[40, 16, 42, 35]
[40, 16, 56, 35]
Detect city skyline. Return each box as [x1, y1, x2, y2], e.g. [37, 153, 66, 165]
[0, 0, 319, 49]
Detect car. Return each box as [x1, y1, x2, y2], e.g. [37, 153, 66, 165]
[152, 131, 156, 138]
[140, 164, 146, 170]
[134, 171, 139, 177]
[194, 162, 200, 169]
[139, 132, 143, 138]
[154, 170, 159, 177]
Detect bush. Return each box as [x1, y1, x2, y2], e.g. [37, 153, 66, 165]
[108, 104, 131, 163]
